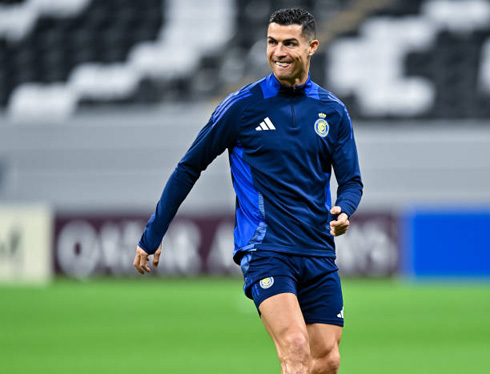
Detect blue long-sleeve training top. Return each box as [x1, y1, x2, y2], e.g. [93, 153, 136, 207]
[139, 73, 363, 262]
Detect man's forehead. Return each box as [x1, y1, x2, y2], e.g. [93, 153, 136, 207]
[267, 23, 304, 40]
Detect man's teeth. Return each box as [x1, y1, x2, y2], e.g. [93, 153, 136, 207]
[275, 62, 290, 67]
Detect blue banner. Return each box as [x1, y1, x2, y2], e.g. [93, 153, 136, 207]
[403, 209, 490, 278]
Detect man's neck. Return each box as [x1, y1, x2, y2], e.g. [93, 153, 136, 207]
[274, 71, 309, 88]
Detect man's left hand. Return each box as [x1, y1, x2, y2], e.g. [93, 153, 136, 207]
[329, 206, 349, 237]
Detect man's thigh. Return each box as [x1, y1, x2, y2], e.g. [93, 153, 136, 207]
[259, 292, 308, 343]
[306, 323, 342, 359]
[240, 251, 343, 326]
[259, 292, 311, 368]
[259, 295, 342, 368]
[240, 250, 300, 310]
[298, 257, 344, 326]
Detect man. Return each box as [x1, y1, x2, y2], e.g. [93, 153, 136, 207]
[134, 8, 362, 374]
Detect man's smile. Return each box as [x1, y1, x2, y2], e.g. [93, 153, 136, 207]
[275, 61, 292, 68]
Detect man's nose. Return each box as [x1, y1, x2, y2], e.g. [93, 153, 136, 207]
[274, 44, 287, 57]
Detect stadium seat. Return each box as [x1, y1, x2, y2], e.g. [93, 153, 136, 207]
[326, 0, 490, 119]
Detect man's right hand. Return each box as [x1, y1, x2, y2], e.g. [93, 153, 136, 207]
[133, 244, 162, 274]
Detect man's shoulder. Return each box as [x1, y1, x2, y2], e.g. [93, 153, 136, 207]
[212, 78, 265, 122]
[308, 81, 348, 116]
[233, 77, 268, 100]
[309, 82, 355, 132]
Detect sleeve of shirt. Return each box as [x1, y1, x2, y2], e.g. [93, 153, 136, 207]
[138, 98, 243, 254]
[332, 106, 363, 217]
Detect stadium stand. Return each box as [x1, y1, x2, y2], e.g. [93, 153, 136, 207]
[0, 0, 90, 43]
[0, 0, 346, 116]
[328, 0, 490, 119]
[2, 0, 236, 119]
[1, 0, 165, 118]
[0, 0, 489, 120]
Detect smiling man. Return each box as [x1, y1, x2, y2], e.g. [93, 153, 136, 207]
[134, 8, 362, 374]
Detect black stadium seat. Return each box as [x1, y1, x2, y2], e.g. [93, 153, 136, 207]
[0, 0, 164, 106]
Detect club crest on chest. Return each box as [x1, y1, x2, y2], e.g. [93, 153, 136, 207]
[314, 113, 329, 138]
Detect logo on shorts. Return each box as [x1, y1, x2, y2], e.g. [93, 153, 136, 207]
[337, 307, 344, 319]
[259, 277, 274, 289]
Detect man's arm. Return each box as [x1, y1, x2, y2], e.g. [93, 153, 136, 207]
[330, 107, 363, 236]
[134, 93, 248, 274]
[138, 111, 239, 255]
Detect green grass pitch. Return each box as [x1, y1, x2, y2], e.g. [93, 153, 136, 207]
[1, 278, 489, 374]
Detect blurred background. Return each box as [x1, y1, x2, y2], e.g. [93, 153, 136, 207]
[0, 0, 489, 373]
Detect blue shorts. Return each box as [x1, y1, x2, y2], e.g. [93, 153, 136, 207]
[240, 250, 344, 326]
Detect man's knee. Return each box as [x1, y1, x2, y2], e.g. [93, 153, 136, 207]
[310, 346, 340, 374]
[278, 332, 311, 370]
[284, 332, 310, 356]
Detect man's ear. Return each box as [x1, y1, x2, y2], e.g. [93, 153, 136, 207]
[309, 39, 319, 56]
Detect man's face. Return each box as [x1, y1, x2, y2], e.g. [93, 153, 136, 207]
[267, 23, 318, 86]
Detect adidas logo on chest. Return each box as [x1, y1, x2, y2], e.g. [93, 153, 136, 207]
[256, 117, 276, 131]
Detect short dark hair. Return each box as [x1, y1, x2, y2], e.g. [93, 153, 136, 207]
[269, 8, 316, 40]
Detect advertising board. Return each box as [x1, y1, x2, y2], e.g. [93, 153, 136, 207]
[54, 212, 399, 278]
[0, 205, 52, 284]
